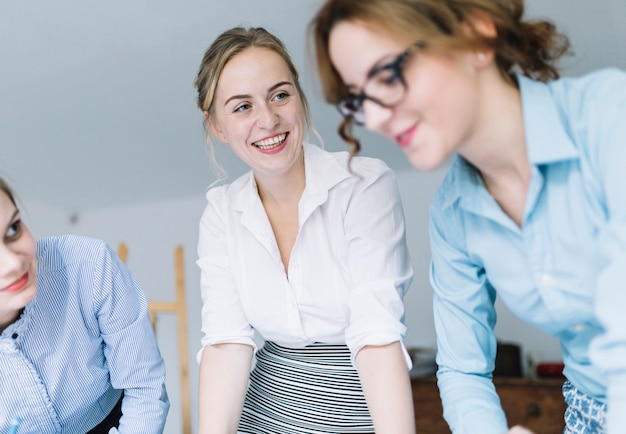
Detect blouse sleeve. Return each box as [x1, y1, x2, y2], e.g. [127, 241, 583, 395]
[342, 161, 414, 366]
[196, 187, 256, 360]
[586, 69, 626, 434]
[428, 195, 508, 434]
[93, 242, 169, 434]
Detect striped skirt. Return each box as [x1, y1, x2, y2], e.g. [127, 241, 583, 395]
[237, 341, 374, 434]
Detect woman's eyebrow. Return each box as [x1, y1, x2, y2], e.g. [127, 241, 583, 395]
[223, 82, 294, 107]
[223, 93, 252, 107]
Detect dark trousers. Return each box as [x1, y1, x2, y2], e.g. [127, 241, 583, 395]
[86, 392, 124, 434]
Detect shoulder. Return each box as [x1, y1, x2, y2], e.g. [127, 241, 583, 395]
[302, 143, 397, 200]
[551, 68, 626, 95]
[204, 171, 251, 200]
[351, 154, 395, 182]
[322, 145, 393, 177]
[428, 159, 469, 245]
[550, 69, 626, 163]
[200, 172, 255, 225]
[429, 158, 462, 215]
[36, 235, 110, 271]
[549, 68, 626, 115]
[319, 145, 395, 184]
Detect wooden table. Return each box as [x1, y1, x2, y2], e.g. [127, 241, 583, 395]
[411, 376, 567, 433]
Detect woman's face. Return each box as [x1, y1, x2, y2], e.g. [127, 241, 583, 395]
[0, 190, 37, 330]
[209, 47, 306, 179]
[329, 20, 485, 171]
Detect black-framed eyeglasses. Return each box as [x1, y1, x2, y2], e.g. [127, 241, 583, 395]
[336, 41, 427, 125]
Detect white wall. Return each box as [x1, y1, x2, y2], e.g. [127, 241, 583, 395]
[19, 163, 562, 433]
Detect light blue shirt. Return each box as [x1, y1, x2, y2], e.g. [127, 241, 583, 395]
[429, 69, 626, 434]
[0, 235, 169, 433]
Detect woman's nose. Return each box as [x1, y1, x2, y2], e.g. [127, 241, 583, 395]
[256, 104, 279, 129]
[363, 99, 393, 134]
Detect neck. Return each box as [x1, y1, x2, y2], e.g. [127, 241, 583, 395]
[254, 158, 306, 207]
[460, 71, 530, 187]
[0, 309, 22, 335]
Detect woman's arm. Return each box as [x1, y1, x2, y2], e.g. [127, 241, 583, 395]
[355, 342, 415, 434]
[429, 195, 507, 434]
[196, 188, 258, 432]
[584, 69, 626, 434]
[93, 241, 169, 434]
[339, 162, 414, 432]
[198, 343, 254, 433]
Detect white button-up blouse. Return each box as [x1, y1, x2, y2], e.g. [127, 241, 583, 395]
[197, 143, 413, 365]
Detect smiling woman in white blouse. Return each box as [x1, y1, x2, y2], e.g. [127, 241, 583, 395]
[193, 26, 415, 434]
[0, 176, 169, 433]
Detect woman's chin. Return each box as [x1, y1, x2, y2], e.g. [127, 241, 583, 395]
[406, 149, 445, 172]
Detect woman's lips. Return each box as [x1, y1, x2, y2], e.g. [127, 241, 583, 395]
[2, 272, 29, 293]
[395, 124, 418, 148]
[252, 132, 289, 155]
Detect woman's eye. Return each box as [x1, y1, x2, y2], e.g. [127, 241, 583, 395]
[6, 220, 22, 239]
[375, 68, 401, 86]
[234, 103, 251, 113]
[273, 91, 289, 102]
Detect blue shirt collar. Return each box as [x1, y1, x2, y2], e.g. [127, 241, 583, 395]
[519, 75, 579, 165]
[442, 75, 580, 211]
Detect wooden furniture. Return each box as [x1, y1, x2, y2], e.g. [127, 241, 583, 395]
[411, 376, 566, 433]
[117, 243, 191, 434]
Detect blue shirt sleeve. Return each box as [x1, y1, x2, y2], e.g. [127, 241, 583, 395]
[582, 69, 626, 434]
[429, 192, 508, 434]
[93, 242, 170, 433]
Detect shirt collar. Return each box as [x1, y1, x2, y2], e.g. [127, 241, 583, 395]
[442, 75, 580, 211]
[0, 300, 32, 350]
[302, 142, 352, 201]
[518, 75, 579, 165]
[228, 142, 351, 213]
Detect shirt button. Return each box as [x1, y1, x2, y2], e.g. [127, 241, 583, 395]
[540, 274, 553, 286]
[574, 324, 586, 333]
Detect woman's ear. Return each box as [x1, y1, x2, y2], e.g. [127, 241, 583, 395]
[205, 111, 227, 143]
[466, 13, 497, 67]
[470, 12, 497, 39]
[474, 50, 494, 67]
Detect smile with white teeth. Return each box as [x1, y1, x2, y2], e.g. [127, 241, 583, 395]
[252, 133, 287, 150]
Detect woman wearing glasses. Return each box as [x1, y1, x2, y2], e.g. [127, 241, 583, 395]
[310, 0, 626, 433]
[194, 26, 415, 433]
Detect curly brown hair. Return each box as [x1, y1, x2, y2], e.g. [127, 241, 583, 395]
[309, 0, 571, 156]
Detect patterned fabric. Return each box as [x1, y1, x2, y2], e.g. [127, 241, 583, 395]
[0, 235, 169, 433]
[238, 341, 374, 434]
[563, 380, 607, 434]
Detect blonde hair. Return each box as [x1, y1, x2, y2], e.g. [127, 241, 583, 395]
[0, 177, 17, 206]
[309, 0, 571, 155]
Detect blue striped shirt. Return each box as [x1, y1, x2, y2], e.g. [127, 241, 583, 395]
[430, 68, 626, 434]
[0, 235, 169, 433]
